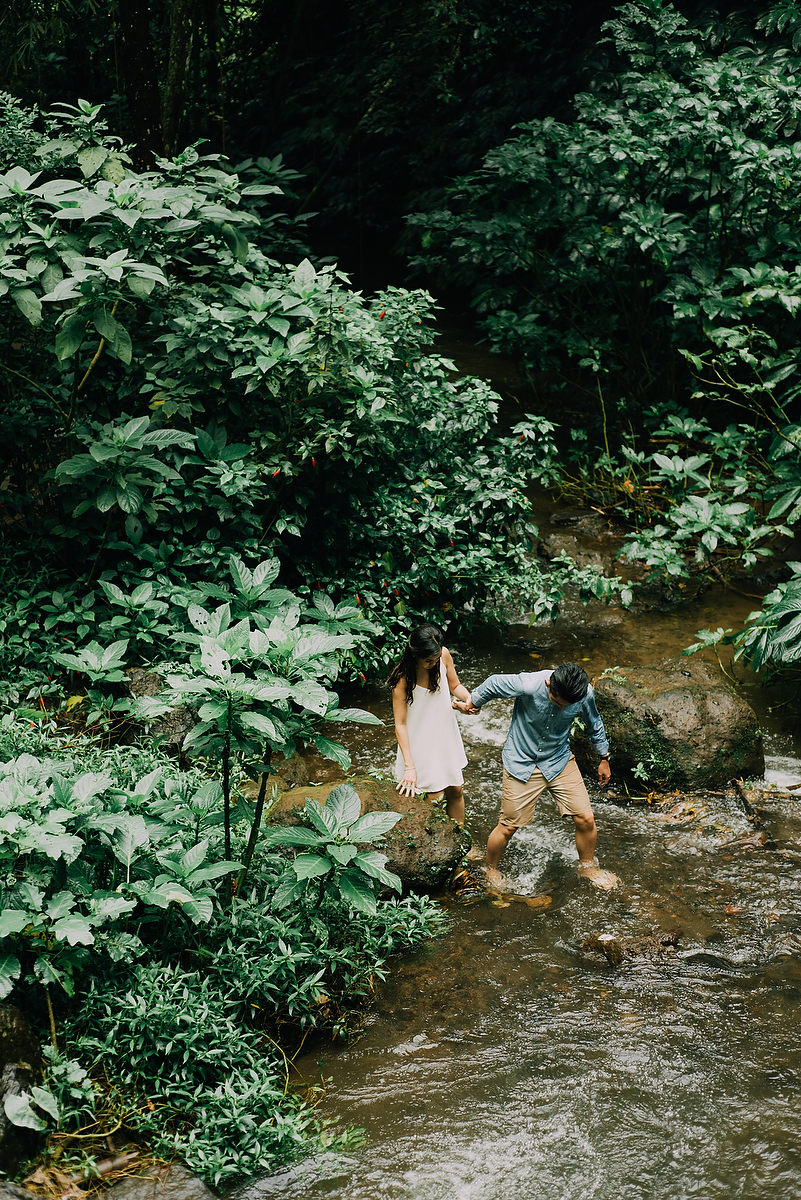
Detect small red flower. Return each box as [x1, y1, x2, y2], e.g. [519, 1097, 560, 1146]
[356, 595, 361, 604]
[378, 311, 386, 319]
[272, 468, 280, 477]
[360, 672, 366, 682]
[317, 582, 321, 590]
[449, 540, 454, 547]
[312, 457, 316, 467]
[395, 588, 399, 595]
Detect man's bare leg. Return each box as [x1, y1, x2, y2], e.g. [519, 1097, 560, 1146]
[572, 812, 620, 890]
[444, 785, 465, 824]
[483, 822, 516, 885]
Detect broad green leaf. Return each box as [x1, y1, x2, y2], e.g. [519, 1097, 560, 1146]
[260, 826, 326, 848]
[76, 146, 108, 178]
[337, 870, 377, 914]
[292, 853, 331, 880]
[30, 1086, 60, 1122]
[353, 850, 402, 892]
[304, 798, 338, 836]
[311, 735, 351, 771]
[112, 815, 150, 877]
[326, 783, 362, 829]
[347, 810, 403, 841]
[326, 843, 356, 866]
[271, 872, 307, 910]
[324, 707, 383, 725]
[0, 911, 29, 938]
[4, 1093, 46, 1132]
[0, 955, 21, 1000]
[239, 711, 278, 739]
[12, 288, 42, 326]
[53, 915, 95, 946]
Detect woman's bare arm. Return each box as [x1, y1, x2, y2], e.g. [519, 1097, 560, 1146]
[392, 680, 417, 796]
[443, 647, 470, 703]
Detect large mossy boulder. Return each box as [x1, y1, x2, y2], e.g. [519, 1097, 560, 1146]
[264, 775, 468, 890]
[574, 658, 764, 790]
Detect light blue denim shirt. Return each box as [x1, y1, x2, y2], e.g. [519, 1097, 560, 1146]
[470, 670, 609, 783]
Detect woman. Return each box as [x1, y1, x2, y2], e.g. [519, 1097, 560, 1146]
[387, 623, 470, 822]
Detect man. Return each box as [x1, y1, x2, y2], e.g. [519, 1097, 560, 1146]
[454, 661, 620, 890]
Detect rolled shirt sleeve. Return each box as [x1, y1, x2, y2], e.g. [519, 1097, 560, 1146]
[469, 670, 609, 782]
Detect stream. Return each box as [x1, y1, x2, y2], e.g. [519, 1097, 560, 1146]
[232, 557, 801, 1199]
[233, 336, 801, 1198]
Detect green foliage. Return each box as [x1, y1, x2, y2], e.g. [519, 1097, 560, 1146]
[262, 784, 402, 915]
[685, 563, 801, 676]
[412, 2, 801, 415]
[0, 92, 602, 665]
[0, 725, 445, 1182]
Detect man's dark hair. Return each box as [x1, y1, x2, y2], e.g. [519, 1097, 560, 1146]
[549, 662, 589, 704]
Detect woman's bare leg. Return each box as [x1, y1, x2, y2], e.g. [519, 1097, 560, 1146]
[443, 785, 465, 824]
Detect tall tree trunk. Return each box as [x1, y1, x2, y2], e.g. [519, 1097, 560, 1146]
[202, 0, 225, 152]
[117, 0, 163, 167]
[163, 0, 196, 157]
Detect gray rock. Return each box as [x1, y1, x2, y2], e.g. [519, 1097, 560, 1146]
[126, 670, 197, 748]
[574, 658, 764, 790]
[108, 1164, 216, 1200]
[0, 1184, 41, 1200]
[0, 1007, 42, 1179]
[538, 533, 608, 573]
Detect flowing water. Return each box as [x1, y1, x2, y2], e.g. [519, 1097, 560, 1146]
[233, 501, 801, 1199]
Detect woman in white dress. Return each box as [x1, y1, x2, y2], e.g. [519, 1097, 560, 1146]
[387, 624, 470, 822]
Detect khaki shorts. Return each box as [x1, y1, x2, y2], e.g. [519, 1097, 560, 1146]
[500, 756, 593, 828]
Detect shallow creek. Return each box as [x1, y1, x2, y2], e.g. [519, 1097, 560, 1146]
[232, 566, 801, 1195]
[235, 534, 801, 1197]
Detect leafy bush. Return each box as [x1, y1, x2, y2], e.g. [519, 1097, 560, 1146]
[0, 734, 444, 1183]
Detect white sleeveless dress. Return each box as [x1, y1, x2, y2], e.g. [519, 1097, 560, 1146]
[394, 661, 468, 793]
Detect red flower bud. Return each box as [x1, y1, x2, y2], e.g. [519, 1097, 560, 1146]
[378, 311, 386, 319]
[360, 672, 366, 681]
[356, 595, 361, 604]
[395, 588, 399, 595]
[312, 457, 316, 467]
[272, 468, 280, 477]
[449, 540, 454, 547]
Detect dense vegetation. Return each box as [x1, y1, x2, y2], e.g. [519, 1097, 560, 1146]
[3, 0, 801, 1188]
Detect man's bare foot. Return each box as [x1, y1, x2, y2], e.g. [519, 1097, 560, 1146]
[466, 846, 484, 862]
[577, 862, 621, 890]
[480, 865, 510, 889]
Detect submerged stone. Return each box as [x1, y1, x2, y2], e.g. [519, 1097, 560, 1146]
[574, 658, 764, 790]
[582, 928, 681, 966]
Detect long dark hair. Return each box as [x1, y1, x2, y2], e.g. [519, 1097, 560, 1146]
[386, 624, 444, 704]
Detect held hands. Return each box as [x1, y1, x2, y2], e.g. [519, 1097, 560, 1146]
[598, 759, 611, 787]
[452, 694, 479, 715]
[396, 766, 418, 797]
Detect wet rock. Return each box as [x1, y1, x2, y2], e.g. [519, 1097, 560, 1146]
[538, 533, 609, 573]
[549, 508, 609, 538]
[107, 1164, 215, 1200]
[0, 1185, 41, 1200]
[574, 658, 764, 790]
[266, 776, 469, 890]
[126, 669, 197, 748]
[582, 928, 681, 966]
[0, 1007, 42, 1178]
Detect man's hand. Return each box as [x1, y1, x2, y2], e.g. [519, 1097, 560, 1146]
[598, 758, 611, 787]
[452, 695, 479, 714]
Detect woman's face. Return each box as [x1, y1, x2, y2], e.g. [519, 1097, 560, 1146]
[420, 653, 441, 670]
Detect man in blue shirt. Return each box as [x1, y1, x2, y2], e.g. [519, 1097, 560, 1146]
[455, 661, 619, 890]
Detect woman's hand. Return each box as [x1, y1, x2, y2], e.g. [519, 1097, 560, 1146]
[396, 766, 417, 796]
